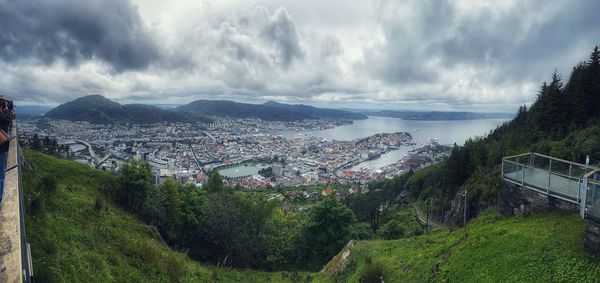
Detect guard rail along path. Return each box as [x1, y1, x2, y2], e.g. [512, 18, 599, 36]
[502, 152, 600, 219]
[0, 97, 33, 283]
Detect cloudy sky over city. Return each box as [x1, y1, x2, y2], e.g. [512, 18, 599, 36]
[1, 0, 599, 111]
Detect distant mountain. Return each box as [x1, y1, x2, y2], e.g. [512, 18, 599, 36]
[45, 95, 211, 124]
[368, 110, 514, 120]
[177, 100, 364, 121]
[263, 101, 368, 120]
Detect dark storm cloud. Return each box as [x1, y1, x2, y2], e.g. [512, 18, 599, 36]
[4, 0, 600, 112]
[261, 8, 303, 69]
[0, 0, 160, 71]
[432, 0, 600, 83]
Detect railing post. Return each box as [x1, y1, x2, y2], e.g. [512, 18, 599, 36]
[569, 164, 572, 177]
[581, 175, 588, 219]
[547, 159, 552, 194]
[530, 152, 534, 166]
[521, 164, 525, 186]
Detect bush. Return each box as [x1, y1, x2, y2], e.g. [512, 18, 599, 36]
[379, 220, 405, 240]
[39, 174, 58, 193]
[29, 197, 45, 215]
[360, 257, 384, 283]
[94, 197, 106, 211]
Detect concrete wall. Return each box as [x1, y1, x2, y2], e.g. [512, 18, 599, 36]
[0, 124, 26, 283]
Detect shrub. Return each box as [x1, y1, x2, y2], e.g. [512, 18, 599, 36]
[29, 197, 45, 215]
[94, 197, 106, 211]
[360, 256, 384, 283]
[39, 174, 58, 193]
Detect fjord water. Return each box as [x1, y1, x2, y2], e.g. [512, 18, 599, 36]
[282, 116, 509, 170]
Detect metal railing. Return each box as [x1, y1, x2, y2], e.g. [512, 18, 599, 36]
[502, 152, 600, 219]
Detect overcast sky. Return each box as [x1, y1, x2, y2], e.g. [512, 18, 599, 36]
[2, 0, 599, 112]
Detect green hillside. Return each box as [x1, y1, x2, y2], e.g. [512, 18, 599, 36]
[44, 95, 211, 124]
[22, 150, 311, 282]
[21, 150, 600, 283]
[324, 209, 600, 282]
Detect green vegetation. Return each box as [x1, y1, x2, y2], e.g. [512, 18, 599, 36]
[327, 209, 600, 282]
[176, 99, 313, 121]
[263, 100, 367, 120]
[398, 46, 600, 220]
[25, 152, 598, 283]
[376, 204, 423, 239]
[22, 150, 314, 282]
[176, 99, 366, 121]
[27, 150, 373, 273]
[20, 134, 70, 159]
[45, 95, 211, 124]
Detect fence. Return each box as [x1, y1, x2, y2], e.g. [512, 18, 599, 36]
[502, 152, 600, 219]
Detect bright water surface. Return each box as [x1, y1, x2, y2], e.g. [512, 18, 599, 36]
[221, 117, 509, 175]
[280, 116, 509, 170]
[219, 163, 270, 178]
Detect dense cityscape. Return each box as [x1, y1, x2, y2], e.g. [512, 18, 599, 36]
[19, 116, 451, 189]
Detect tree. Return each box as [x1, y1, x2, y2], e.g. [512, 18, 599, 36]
[206, 170, 224, 193]
[31, 134, 42, 151]
[299, 197, 358, 264]
[116, 161, 153, 211]
[160, 179, 184, 242]
[199, 192, 275, 268]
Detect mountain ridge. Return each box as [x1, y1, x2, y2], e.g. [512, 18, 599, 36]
[46, 95, 367, 123]
[45, 95, 205, 124]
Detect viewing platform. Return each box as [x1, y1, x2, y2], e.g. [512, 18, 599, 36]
[502, 152, 600, 219]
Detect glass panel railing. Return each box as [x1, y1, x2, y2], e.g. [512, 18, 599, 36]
[532, 154, 550, 170]
[548, 172, 580, 201]
[502, 160, 522, 182]
[522, 165, 550, 190]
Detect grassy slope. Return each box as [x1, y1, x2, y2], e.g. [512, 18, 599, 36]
[26, 149, 600, 282]
[22, 150, 312, 282]
[324, 209, 600, 283]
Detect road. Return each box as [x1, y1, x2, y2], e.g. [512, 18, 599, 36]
[75, 140, 96, 160]
[414, 205, 449, 231]
[189, 143, 202, 169]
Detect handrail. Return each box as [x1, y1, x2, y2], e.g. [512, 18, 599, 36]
[504, 153, 598, 177]
[584, 169, 599, 179]
[531, 152, 592, 169]
[502, 152, 532, 160]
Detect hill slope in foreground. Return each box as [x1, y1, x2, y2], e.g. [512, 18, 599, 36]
[22, 150, 600, 282]
[324, 209, 600, 282]
[22, 150, 312, 282]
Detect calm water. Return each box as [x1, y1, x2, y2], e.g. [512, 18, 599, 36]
[281, 116, 509, 170]
[219, 163, 269, 178]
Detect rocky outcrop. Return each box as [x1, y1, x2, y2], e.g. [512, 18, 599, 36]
[320, 240, 356, 277]
[443, 188, 498, 227]
[584, 218, 600, 254]
[500, 182, 578, 216]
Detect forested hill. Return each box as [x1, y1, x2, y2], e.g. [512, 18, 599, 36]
[45, 95, 211, 124]
[263, 101, 367, 120]
[176, 100, 366, 121]
[368, 110, 513, 120]
[395, 46, 600, 224]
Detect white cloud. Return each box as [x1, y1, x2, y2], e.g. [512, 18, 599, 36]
[2, 0, 600, 113]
